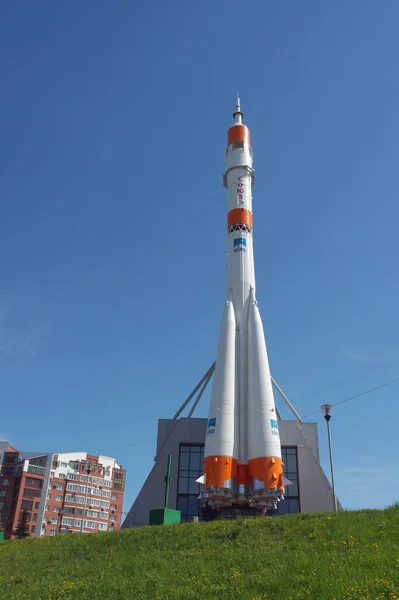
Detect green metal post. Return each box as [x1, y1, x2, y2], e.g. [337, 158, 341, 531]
[164, 454, 172, 509]
[149, 453, 180, 525]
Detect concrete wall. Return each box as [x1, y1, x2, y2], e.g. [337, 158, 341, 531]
[122, 417, 336, 528]
[124, 419, 204, 528]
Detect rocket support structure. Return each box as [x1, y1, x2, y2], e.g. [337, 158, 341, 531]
[200, 99, 284, 511]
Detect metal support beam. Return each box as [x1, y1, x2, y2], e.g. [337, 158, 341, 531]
[173, 363, 216, 420]
[173, 362, 302, 424]
[187, 367, 215, 418]
[271, 376, 303, 422]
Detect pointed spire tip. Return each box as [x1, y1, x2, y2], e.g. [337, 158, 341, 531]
[236, 94, 240, 111]
[233, 95, 243, 123]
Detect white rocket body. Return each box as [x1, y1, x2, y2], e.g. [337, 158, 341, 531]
[201, 100, 284, 510]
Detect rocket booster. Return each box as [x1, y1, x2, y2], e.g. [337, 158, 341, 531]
[200, 99, 284, 511]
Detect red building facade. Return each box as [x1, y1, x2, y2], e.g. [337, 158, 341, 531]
[0, 445, 125, 539]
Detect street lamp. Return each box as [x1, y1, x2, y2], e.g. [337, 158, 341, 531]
[80, 462, 93, 534]
[321, 404, 338, 512]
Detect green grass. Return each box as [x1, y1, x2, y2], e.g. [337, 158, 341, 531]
[1, 506, 399, 599]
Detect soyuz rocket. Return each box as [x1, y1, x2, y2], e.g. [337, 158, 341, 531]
[199, 98, 284, 512]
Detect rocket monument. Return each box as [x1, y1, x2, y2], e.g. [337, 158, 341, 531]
[199, 98, 285, 512]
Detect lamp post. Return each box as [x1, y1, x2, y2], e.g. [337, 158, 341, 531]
[80, 462, 93, 533]
[321, 404, 338, 512]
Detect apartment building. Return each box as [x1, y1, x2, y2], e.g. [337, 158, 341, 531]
[0, 443, 125, 539]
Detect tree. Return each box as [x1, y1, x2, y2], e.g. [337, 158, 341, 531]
[13, 510, 30, 539]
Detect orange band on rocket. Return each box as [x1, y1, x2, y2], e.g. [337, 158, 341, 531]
[227, 124, 251, 146]
[227, 208, 253, 229]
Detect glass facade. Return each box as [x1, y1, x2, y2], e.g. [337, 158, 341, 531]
[176, 444, 299, 522]
[277, 447, 300, 515]
[176, 445, 204, 522]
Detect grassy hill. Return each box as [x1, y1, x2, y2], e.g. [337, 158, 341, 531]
[1, 506, 398, 600]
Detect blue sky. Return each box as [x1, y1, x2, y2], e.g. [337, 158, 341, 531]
[1, 1, 399, 515]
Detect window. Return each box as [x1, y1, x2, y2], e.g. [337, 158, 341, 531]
[99, 512, 108, 520]
[23, 488, 41, 499]
[277, 448, 300, 515]
[176, 445, 204, 523]
[45, 505, 50, 512]
[27, 465, 46, 475]
[35, 501, 40, 509]
[64, 495, 75, 503]
[63, 506, 75, 515]
[102, 490, 111, 498]
[104, 480, 112, 488]
[60, 462, 68, 468]
[25, 477, 43, 490]
[98, 523, 107, 531]
[46, 493, 52, 499]
[51, 518, 58, 524]
[1, 479, 10, 486]
[80, 475, 87, 482]
[278, 498, 300, 515]
[55, 495, 62, 501]
[21, 511, 32, 521]
[32, 513, 37, 521]
[57, 484, 63, 490]
[31, 525, 36, 533]
[109, 515, 115, 522]
[74, 519, 82, 527]
[79, 486, 86, 493]
[62, 517, 73, 526]
[0, 491, 6, 497]
[101, 501, 109, 509]
[68, 474, 79, 481]
[0, 502, 3, 510]
[66, 484, 78, 492]
[83, 520, 98, 529]
[50, 471, 55, 478]
[111, 493, 118, 500]
[53, 507, 61, 513]
[88, 499, 101, 507]
[86, 510, 99, 518]
[111, 505, 117, 511]
[50, 530, 56, 536]
[59, 473, 66, 479]
[20, 500, 32, 512]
